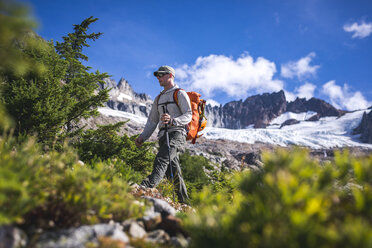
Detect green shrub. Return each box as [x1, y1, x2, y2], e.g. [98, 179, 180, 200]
[185, 148, 372, 248]
[0, 135, 144, 228]
[74, 122, 155, 176]
[180, 150, 210, 194]
[180, 150, 238, 202]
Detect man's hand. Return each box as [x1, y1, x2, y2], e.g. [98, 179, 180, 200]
[135, 136, 144, 147]
[161, 113, 171, 124]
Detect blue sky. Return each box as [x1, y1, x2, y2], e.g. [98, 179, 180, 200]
[23, 0, 372, 110]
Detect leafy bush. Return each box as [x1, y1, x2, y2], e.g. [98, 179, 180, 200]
[180, 150, 211, 194]
[185, 148, 372, 248]
[0, 135, 144, 228]
[180, 150, 238, 202]
[156, 149, 235, 202]
[74, 121, 155, 177]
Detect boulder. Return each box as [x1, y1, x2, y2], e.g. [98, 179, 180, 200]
[157, 215, 189, 238]
[0, 226, 27, 248]
[146, 229, 170, 244]
[280, 119, 300, 128]
[231, 151, 263, 168]
[35, 223, 128, 248]
[143, 196, 177, 217]
[140, 210, 162, 231]
[127, 222, 147, 239]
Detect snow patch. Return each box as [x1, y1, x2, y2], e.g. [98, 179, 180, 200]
[202, 110, 372, 149]
[117, 93, 133, 102]
[98, 107, 147, 124]
[269, 111, 317, 126]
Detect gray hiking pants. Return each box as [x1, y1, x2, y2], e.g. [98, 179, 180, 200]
[140, 131, 189, 203]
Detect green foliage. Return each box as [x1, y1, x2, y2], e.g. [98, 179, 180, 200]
[1, 15, 109, 148]
[180, 150, 210, 193]
[0, 135, 144, 228]
[74, 121, 155, 178]
[2, 39, 69, 145]
[0, 0, 42, 77]
[179, 150, 237, 203]
[54, 16, 110, 133]
[0, 103, 13, 130]
[185, 149, 372, 248]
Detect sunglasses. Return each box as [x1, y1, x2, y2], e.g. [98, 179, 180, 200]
[156, 72, 168, 78]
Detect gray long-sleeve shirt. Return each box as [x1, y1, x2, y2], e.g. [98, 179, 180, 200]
[140, 84, 192, 141]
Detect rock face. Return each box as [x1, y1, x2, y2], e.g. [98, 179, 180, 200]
[101, 78, 153, 118]
[206, 90, 287, 128]
[353, 109, 372, 143]
[204, 90, 344, 128]
[287, 97, 344, 117]
[280, 119, 300, 128]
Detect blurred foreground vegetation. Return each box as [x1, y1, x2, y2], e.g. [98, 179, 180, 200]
[185, 149, 372, 248]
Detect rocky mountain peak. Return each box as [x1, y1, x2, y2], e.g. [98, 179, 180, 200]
[287, 97, 344, 119]
[117, 78, 134, 96]
[206, 90, 287, 128]
[102, 77, 153, 118]
[353, 109, 372, 143]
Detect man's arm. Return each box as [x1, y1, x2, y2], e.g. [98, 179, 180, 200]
[135, 96, 160, 147]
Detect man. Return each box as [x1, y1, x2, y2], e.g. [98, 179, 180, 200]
[135, 65, 192, 203]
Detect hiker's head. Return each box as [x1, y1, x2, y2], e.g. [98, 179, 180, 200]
[154, 65, 175, 89]
[154, 65, 175, 79]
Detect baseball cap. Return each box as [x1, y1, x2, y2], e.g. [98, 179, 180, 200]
[153, 65, 175, 77]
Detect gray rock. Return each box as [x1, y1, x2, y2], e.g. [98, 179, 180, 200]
[146, 229, 170, 244]
[0, 226, 27, 248]
[35, 223, 128, 248]
[128, 222, 147, 239]
[353, 110, 372, 144]
[170, 235, 190, 248]
[280, 118, 300, 128]
[143, 196, 177, 217]
[141, 211, 162, 231]
[122, 219, 144, 232]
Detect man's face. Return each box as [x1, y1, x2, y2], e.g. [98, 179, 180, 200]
[156, 73, 171, 87]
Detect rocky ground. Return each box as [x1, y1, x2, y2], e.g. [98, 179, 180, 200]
[0, 185, 191, 248]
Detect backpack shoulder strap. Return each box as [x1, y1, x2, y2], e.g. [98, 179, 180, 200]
[173, 88, 183, 107]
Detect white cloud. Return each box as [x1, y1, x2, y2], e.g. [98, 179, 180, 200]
[322, 80, 371, 111]
[284, 90, 296, 102]
[295, 83, 316, 99]
[175, 53, 284, 99]
[281, 52, 320, 80]
[344, 21, 372, 39]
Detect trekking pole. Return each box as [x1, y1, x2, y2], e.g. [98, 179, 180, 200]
[162, 106, 176, 202]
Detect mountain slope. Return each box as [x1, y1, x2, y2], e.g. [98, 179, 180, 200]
[99, 78, 371, 147]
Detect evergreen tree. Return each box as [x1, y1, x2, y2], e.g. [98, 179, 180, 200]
[55, 16, 109, 133]
[1, 16, 110, 148]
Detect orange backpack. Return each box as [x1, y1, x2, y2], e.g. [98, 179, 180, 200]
[173, 89, 207, 144]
